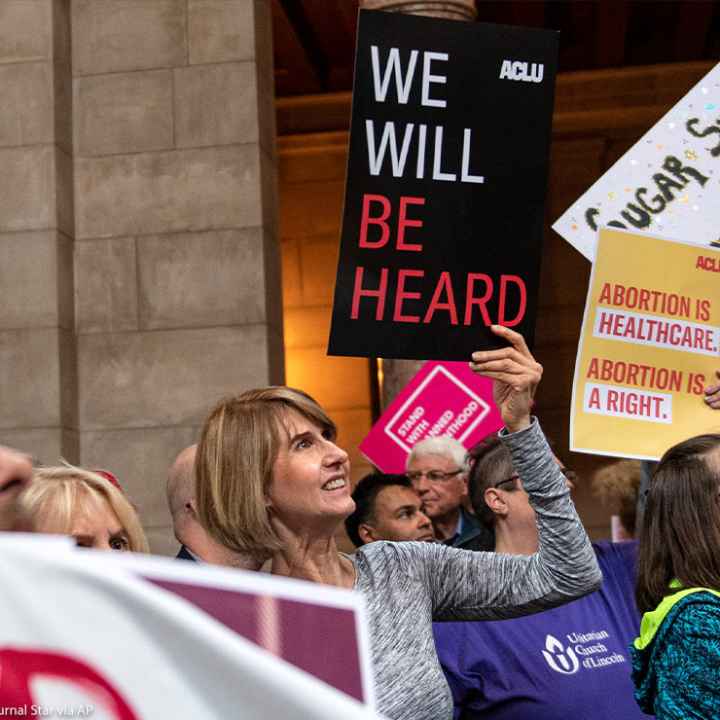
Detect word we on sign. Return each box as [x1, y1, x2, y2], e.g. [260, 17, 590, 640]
[328, 11, 558, 360]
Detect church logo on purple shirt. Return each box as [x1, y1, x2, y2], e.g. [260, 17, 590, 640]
[541, 628, 628, 676]
[542, 634, 580, 675]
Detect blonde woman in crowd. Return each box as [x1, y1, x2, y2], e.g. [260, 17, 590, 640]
[195, 326, 601, 720]
[14, 465, 149, 553]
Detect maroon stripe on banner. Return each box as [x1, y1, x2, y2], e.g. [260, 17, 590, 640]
[147, 578, 365, 702]
[147, 579, 261, 645]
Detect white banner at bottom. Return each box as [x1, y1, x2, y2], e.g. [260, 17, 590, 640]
[0, 535, 382, 720]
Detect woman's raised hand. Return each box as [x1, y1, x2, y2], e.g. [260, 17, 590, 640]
[469, 325, 542, 433]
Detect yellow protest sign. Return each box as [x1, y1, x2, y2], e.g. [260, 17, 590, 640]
[571, 228, 720, 460]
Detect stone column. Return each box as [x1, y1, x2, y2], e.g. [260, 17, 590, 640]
[71, 0, 281, 553]
[0, 0, 78, 464]
[359, 0, 476, 409]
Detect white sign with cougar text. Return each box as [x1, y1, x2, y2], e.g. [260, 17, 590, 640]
[553, 62, 720, 260]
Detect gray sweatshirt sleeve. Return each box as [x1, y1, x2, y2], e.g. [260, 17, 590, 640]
[388, 418, 602, 621]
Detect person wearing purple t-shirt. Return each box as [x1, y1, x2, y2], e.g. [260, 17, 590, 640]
[434, 434, 650, 720]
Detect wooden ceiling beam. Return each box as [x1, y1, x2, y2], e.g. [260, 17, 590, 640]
[295, 1, 358, 91]
[276, 61, 714, 136]
[277, 0, 330, 89]
[559, 1, 596, 72]
[505, 1, 546, 28]
[593, 0, 628, 68]
[336, 0, 361, 40]
[671, 0, 715, 61]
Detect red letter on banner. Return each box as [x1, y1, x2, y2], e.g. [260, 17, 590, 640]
[464, 273, 493, 325]
[351, 266, 388, 320]
[359, 194, 391, 249]
[397, 197, 425, 251]
[498, 275, 527, 327]
[423, 272, 458, 324]
[393, 269, 424, 323]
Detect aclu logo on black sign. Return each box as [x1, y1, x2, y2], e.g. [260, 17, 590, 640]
[499, 60, 544, 83]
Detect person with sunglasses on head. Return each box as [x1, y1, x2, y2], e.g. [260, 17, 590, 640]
[406, 437, 493, 550]
[433, 434, 645, 720]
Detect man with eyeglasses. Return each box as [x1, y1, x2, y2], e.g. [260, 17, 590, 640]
[470, 446, 576, 556]
[432, 433, 645, 720]
[406, 436, 493, 550]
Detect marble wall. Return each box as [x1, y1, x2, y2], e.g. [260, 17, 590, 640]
[0, 0, 282, 555]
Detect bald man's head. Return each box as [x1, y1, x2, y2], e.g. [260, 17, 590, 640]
[167, 444, 197, 524]
[167, 443, 261, 570]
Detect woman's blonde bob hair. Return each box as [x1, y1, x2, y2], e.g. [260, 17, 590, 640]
[196, 386, 336, 559]
[15, 465, 149, 552]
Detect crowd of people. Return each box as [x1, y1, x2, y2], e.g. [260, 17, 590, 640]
[1, 325, 719, 719]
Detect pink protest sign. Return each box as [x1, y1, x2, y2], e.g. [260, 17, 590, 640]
[360, 361, 503, 473]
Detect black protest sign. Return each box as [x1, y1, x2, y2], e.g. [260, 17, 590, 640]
[327, 10, 558, 361]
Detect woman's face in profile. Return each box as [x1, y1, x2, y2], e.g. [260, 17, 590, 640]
[267, 410, 354, 528]
[35, 494, 130, 551]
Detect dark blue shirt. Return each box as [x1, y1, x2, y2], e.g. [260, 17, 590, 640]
[445, 507, 493, 550]
[433, 541, 650, 719]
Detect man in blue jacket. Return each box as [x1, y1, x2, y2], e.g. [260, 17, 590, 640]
[167, 444, 260, 568]
[406, 436, 493, 550]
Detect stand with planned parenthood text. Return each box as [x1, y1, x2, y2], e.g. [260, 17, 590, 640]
[359, 361, 502, 472]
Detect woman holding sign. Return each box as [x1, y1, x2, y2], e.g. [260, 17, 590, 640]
[195, 326, 601, 720]
[631, 435, 720, 718]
